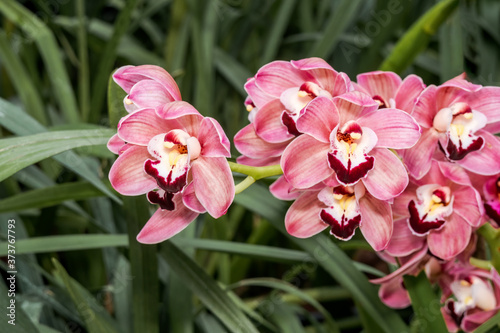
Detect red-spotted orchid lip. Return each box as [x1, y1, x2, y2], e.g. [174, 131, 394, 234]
[327, 121, 377, 185]
[408, 184, 454, 235]
[433, 102, 487, 161]
[144, 130, 201, 200]
[318, 186, 361, 240]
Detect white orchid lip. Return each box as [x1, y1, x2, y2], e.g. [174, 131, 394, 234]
[327, 121, 377, 185]
[433, 102, 487, 161]
[318, 186, 361, 240]
[408, 184, 454, 235]
[144, 130, 201, 209]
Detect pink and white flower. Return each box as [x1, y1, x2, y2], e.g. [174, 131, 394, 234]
[387, 161, 483, 260]
[281, 91, 421, 201]
[108, 103, 234, 243]
[402, 75, 500, 179]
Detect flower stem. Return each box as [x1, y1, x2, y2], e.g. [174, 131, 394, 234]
[234, 176, 256, 194]
[228, 161, 283, 180]
[477, 223, 500, 273]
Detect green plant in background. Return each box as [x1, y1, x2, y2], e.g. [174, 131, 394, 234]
[1, 0, 500, 333]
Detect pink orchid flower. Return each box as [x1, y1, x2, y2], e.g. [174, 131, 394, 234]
[285, 182, 394, 251]
[355, 70, 426, 112]
[234, 57, 352, 164]
[281, 91, 421, 201]
[108, 102, 234, 243]
[483, 175, 500, 225]
[387, 161, 483, 260]
[401, 74, 500, 179]
[441, 265, 500, 332]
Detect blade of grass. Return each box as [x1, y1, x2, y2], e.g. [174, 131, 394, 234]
[0, 31, 47, 125]
[77, 0, 90, 121]
[0, 0, 79, 123]
[0, 276, 40, 333]
[214, 47, 252, 97]
[160, 241, 260, 333]
[439, 10, 463, 81]
[0, 128, 114, 182]
[108, 74, 128, 129]
[89, 0, 139, 123]
[309, 0, 363, 59]
[379, 0, 459, 74]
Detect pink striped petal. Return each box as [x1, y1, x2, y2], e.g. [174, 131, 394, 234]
[441, 75, 482, 92]
[123, 65, 181, 101]
[182, 182, 206, 213]
[281, 134, 332, 189]
[362, 148, 408, 200]
[458, 131, 500, 175]
[244, 78, 274, 108]
[191, 156, 234, 218]
[427, 213, 471, 260]
[117, 108, 175, 145]
[285, 191, 327, 238]
[136, 203, 199, 244]
[358, 192, 393, 251]
[357, 108, 421, 148]
[370, 246, 428, 284]
[112, 65, 138, 93]
[254, 99, 294, 143]
[484, 121, 500, 134]
[107, 133, 126, 154]
[467, 87, 500, 124]
[198, 117, 231, 157]
[453, 187, 483, 227]
[296, 96, 339, 143]
[333, 91, 379, 124]
[109, 145, 157, 195]
[462, 309, 498, 332]
[395, 75, 426, 113]
[127, 80, 171, 109]
[385, 218, 425, 257]
[400, 128, 439, 179]
[234, 124, 290, 158]
[436, 85, 469, 110]
[291, 58, 351, 95]
[255, 61, 313, 98]
[379, 278, 411, 309]
[356, 71, 402, 107]
[270, 176, 301, 201]
[437, 161, 472, 186]
[156, 101, 201, 120]
[236, 155, 281, 167]
[411, 85, 438, 128]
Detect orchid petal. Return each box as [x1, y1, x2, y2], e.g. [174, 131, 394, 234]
[117, 108, 175, 145]
[395, 74, 426, 113]
[107, 133, 126, 155]
[400, 128, 439, 179]
[427, 213, 471, 260]
[127, 80, 171, 109]
[333, 91, 379, 124]
[285, 191, 327, 238]
[379, 278, 411, 309]
[356, 71, 402, 107]
[467, 87, 500, 124]
[453, 187, 483, 227]
[358, 192, 393, 251]
[182, 182, 206, 213]
[255, 61, 313, 98]
[270, 176, 301, 201]
[385, 218, 425, 257]
[254, 99, 295, 142]
[236, 155, 281, 167]
[458, 130, 500, 175]
[156, 101, 201, 120]
[198, 117, 231, 157]
[244, 77, 274, 108]
[291, 58, 351, 95]
[295, 96, 339, 143]
[234, 124, 290, 158]
[121, 65, 181, 101]
[411, 85, 438, 128]
[109, 145, 157, 195]
[191, 156, 234, 218]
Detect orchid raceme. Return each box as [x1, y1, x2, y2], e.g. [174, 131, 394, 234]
[108, 103, 234, 243]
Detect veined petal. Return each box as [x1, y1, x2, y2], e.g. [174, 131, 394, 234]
[156, 101, 201, 120]
[333, 91, 379, 124]
[453, 187, 483, 227]
[236, 155, 281, 167]
[427, 213, 471, 260]
[370, 246, 428, 284]
[291, 58, 351, 96]
[295, 96, 339, 143]
[411, 85, 438, 128]
[254, 99, 295, 142]
[182, 182, 206, 213]
[118, 108, 175, 145]
[107, 133, 126, 155]
[358, 192, 393, 251]
[379, 278, 411, 309]
[467, 87, 500, 124]
[385, 218, 425, 257]
[122, 65, 181, 101]
[285, 191, 328, 238]
[281, 134, 332, 189]
[270, 176, 301, 201]
[191, 156, 234, 218]
[109, 145, 157, 195]
[458, 130, 500, 175]
[362, 148, 408, 200]
[357, 108, 421, 149]
[400, 128, 439, 179]
[112, 65, 139, 93]
[395, 74, 426, 113]
[136, 200, 199, 244]
[127, 80, 171, 109]
[255, 61, 313, 98]
[234, 124, 290, 158]
[244, 77, 274, 108]
[356, 71, 402, 108]
[198, 117, 231, 157]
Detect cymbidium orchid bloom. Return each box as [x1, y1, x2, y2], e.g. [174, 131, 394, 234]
[441, 265, 500, 332]
[108, 102, 234, 243]
[285, 182, 394, 251]
[355, 70, 426, 112]
[234, 57, 352, 165]
[281, 91, 421, 201]
[401, 74, 500, 179]
[483, 175, 500, 225]
[388, 161, 483, 260]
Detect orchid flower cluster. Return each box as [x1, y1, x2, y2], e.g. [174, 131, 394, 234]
[108, 59, 500, 332]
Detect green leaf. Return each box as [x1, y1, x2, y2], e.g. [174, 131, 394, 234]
[160, 241, 260, 333]
[0, 129, 114, 182]
[439, 10, 463, 81]
[379, 0, 459, 74]
[124, 196, 159, 333]
[403, 271, 448, 333]
[108, 74, 128, 129]
[0, 0, 79, 123]
[0, 181, 106, 213]
[214, 47, 252, 97]
[0, 235, 128, 256]
[51, 258, 118, 333]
